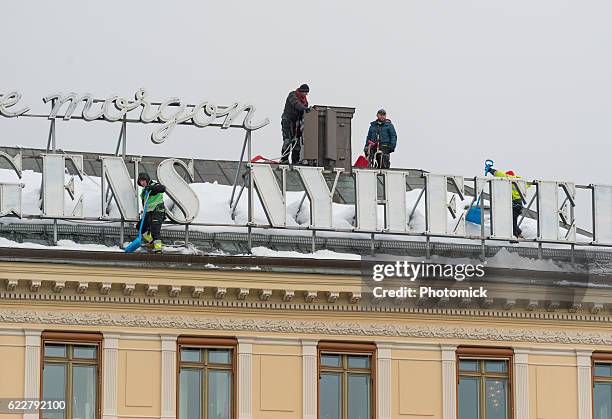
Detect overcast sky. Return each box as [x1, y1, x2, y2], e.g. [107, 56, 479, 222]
[2, 0, 611, 192]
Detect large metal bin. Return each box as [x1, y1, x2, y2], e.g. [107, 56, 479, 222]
[302, 105, 355, 172]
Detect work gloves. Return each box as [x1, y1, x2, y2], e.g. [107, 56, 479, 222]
[146, 184, 166, 196]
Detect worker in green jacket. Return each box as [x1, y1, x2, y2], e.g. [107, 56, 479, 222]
[486, 166, 528, 239]
[137, 173, 166, 252]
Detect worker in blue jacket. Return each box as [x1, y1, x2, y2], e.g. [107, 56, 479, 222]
[364, 109, 397, 169]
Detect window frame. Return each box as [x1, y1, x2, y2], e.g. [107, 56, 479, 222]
[176, 336, 237, 419]
[592, 352, 612, 419]
[317, 341, 377, 419]
[39, 331, 103, 419]
[456, 347, 514, 419]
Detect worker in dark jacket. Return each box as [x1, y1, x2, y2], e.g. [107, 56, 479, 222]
[137, 173, 166, 252]
[280, 84, 311, 164]
[364, 109, 397, 169]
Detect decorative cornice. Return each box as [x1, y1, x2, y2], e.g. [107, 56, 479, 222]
[1, 309, 611, 345]
[0, 291, 609, 323]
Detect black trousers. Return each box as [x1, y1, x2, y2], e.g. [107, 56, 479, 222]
[142, 208, 165, 241]
[368, 151, 391, 169]
[512, 200, 523, 237]
[281, 118, 301, 164]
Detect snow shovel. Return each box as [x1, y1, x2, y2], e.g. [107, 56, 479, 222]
[124, 191, 150, 253]
[466, 159, 494, 224]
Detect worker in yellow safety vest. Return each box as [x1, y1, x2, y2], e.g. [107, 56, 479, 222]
[137, 173, 166, 252]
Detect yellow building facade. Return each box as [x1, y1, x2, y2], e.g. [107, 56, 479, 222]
[0, 249, 611, 419]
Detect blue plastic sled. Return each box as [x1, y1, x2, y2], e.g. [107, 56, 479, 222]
[124, 191, 150, 253]
[466, 159, 494, 225]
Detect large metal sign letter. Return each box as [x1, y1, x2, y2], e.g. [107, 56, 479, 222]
[295, 166, 342, 229]
[354, 169, 379, 232]
[382, 170, 409, 233]
[424, 173, 466, 236]
[250, 164, 286, 227]
[0, 92, 30, 117]
[42, 154, 84, 218]
[157, 158, 199, 224]
[0, 151, 23, 217]
[592, 184, 612, 246]
[489, 178, 516, 239]
[99, 157, 138, 221]
[535, 181, 576, 242]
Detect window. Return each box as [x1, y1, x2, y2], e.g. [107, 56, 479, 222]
[457, 347, 513, 419]
[41, 332, 102, 419]
[178, 337, 236, 419]
[593, 353, 612, 419]
[318, 342, 375, 419]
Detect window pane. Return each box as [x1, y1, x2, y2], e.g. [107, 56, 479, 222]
[485, 378, 508, 419]
[208, 370, 232, 419]
[458, 377, 480, 419]
[208, 349, 232, 364]
[181, 348, 201, 363]
[321, 354, 341, 367]
[42, 364, 66, 419]
[459, 360, 479, 372]
[595, 363, 612, 377]
[44, 344, 66, 358]
[348, 355, 370, 369]
[594, 383, 612, 419]
[72, 365, 97, 419]
[73, 345, 97, 359]
[180, 369, 201, 419]
[320, 373, 341, 419]
[348, 373, 371, 419]
[485, 360, 507, 373]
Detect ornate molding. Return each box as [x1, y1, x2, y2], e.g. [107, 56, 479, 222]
[0, 291, 609, 323]
[1, 309, 612, 345]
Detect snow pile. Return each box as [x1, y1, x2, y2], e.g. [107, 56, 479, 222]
[0, 237, 119, 252]
[486, 248, 564, 271]
[249, 246, 360, 260]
